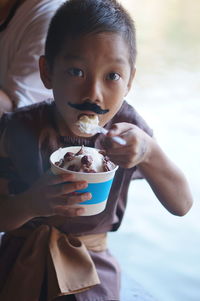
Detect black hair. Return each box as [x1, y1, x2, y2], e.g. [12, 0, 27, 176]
[45, 0, 137, 69]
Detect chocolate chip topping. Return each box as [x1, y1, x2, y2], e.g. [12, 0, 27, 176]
[55, 158, 64, 168]
[64, 152, 75, 161]
[98, 149, 106, 156]
[75, 145, 84, 156]
[104, 156, 110, 162]
[81, 165, 96, 173]
[103, 158, 113, 171]
[81, 155, 93, 166]
[67, 164, 80, 172]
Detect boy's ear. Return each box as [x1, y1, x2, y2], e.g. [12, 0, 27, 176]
[125, 67, 136, 96]
[39, 55, 52, 89]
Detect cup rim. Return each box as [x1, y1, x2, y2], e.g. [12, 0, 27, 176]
[50, 146, 118, 175]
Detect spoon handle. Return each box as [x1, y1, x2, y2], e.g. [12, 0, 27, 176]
[97, 127, 126, 145]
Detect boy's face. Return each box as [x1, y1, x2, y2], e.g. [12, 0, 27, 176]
[40, 32, 135, 137]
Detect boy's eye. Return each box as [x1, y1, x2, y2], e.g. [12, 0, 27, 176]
[68, 68, 84, 77]
[107, 73, 120, 81]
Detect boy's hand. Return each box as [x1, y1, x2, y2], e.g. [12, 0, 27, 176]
[103, 122, 152, 168]
[102, 123, 193, 217]
[21, 171, 91, 218]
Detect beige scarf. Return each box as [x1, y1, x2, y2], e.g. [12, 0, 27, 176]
[0, 225, 107, 301]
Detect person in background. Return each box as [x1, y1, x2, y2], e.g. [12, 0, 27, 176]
[0, 0, 65, 116]
[0, 0, 193, 300]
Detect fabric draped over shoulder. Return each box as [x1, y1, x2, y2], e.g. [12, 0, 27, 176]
[0, 225, 108, 301]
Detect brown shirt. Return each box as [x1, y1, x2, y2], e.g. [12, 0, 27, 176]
[0, 100, 153, 301]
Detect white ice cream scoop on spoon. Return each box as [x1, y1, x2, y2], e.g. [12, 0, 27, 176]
[77, 115, 126, 145]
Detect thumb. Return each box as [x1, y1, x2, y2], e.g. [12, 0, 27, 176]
[107, 123, 130, 137]
[107, 124, 121, 137]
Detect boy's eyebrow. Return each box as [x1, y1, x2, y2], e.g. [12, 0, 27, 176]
[63, 54, 128, 65]
[63, 54, 84, 61]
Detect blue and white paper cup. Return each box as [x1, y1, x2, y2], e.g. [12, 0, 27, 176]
[50, 146, 118, 216]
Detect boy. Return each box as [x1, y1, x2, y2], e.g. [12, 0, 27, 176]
[0, 0, 193, 300]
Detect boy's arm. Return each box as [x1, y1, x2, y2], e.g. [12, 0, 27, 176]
[0, 172, 91, 232]
[105, 122, 193, 216]
[138, 139, 193, 216]
[0, 185, 35, 232]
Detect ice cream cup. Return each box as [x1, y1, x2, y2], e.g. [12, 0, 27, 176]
[50, 146, 118, 216]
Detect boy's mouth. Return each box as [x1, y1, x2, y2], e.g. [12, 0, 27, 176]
[67, 101, 109, 115]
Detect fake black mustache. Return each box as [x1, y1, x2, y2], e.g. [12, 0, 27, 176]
[68, 101, 109, 115]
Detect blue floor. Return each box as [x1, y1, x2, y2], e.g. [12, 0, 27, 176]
[121, 273, 157, 301]
[109, 232, 157, 301]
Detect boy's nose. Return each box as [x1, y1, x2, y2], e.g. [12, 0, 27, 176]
[82, 79, 103, 104]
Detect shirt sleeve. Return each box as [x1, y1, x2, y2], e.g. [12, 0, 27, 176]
[0, 113, 25, 194]
[3, 7, 54, 107]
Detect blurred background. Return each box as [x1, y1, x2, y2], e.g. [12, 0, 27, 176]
[109, 0, 200, 300]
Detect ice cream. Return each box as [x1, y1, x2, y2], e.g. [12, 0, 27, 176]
[77, 115, 99, 134]
[50, 146, 118, 216]
[77, 114, 127, 145]
[55, 145, 114, 173]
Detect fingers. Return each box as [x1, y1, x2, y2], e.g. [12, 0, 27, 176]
[105, 145, 138, 168]
[52, 191, 92, 217]
[54, 206, 85, 217]
[27, 169, 93, 218]
[107, 122, 131, 137]
[45, 171, 77, 186]
[105, 126, 137, 156]
[103, 123, 135, 149]
[107, 138, 148, 168]
[41, 170, 89, 197]
[102, 123, 151, 168]
[58, 191, 92, 206]
[47, 180, 89, 197]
